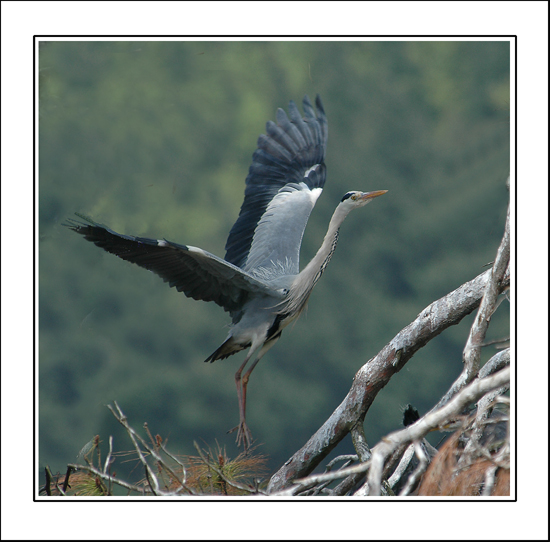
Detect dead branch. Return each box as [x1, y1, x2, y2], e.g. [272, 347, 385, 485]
[398, 440, 429, 496]
[272, 366, 509, 496]
[107, 401, 194, 496]
[431, 204, 510, 411]
[267, 267, 510, 492]
[463, 204, 510, 371]
[365, 366, 510, 495]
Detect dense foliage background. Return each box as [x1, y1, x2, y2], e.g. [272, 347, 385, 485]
[39, 40, 510, 481]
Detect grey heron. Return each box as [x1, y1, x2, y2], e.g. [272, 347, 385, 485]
[65, 95, 387, 450]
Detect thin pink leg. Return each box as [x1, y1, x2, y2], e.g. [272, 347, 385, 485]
[228, 354, 254, 450]
[229, 337, 279, 451]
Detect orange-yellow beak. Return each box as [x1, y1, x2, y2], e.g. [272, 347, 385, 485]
[360, 190, 388, 201]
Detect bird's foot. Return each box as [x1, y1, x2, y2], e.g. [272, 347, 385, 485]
[228, 421, 253, 452]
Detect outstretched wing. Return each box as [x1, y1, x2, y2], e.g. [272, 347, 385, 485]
[65, 215, 278, 314]
[224, 95, 328, 275]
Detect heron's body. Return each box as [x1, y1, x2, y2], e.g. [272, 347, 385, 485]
[66, 96, 387, 449]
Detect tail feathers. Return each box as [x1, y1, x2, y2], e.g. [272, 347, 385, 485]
[204, 337, 248, 363]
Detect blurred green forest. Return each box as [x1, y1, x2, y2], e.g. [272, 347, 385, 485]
[39, 40, 510, 481]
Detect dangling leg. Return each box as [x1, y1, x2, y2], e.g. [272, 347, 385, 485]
[228, 333, 280, 452]
[235, 355, 262, 447]
[228, 335, 265, 450]
[228, 351, 255, 449]
[231, 336, 281, 451]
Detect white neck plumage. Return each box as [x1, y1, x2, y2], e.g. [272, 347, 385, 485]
[283, 202, 352, 317]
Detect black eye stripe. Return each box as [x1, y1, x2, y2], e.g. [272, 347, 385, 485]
[341, 192, 354, 202]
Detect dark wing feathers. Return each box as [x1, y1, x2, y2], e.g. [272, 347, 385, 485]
[276, 107, 307, 148]
[224, 95, 328, 268]
[288, 99, 314, 147]
[265, 119, 300, 156]
[257, 133, 293, 163]
[65, 215, 274, 314]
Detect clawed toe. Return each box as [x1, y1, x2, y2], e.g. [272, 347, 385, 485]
[228, 421, 253, 451]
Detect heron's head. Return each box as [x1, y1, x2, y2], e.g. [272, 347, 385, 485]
[340, 190, 388, 209]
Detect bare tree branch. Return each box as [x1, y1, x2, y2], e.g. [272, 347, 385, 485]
[380, 437, 438, 496]
[271, 366, 509, 496]
[330, 424, 373, 495]
[463, 204, 510, 369]
[107, 402, 164, 495]
[387, 445, 415, 489]
[432, 204, 510, 411]
[267, 267, 510, 492]
[366, 366, 510, 496]
[481, 464, 499, 496]
[398, 440, 429, 496]
[479, 348, 510, 378]
[107, 401, 196, 496]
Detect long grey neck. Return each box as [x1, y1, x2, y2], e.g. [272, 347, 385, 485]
[283, 204, 350, 316]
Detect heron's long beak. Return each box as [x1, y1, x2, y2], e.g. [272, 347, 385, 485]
[360, 190, 388, 201]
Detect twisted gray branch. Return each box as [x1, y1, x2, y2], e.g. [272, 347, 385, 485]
[268, 266, 510, 492]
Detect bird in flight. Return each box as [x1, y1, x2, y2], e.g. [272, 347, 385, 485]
[66, 95, 387, 450]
